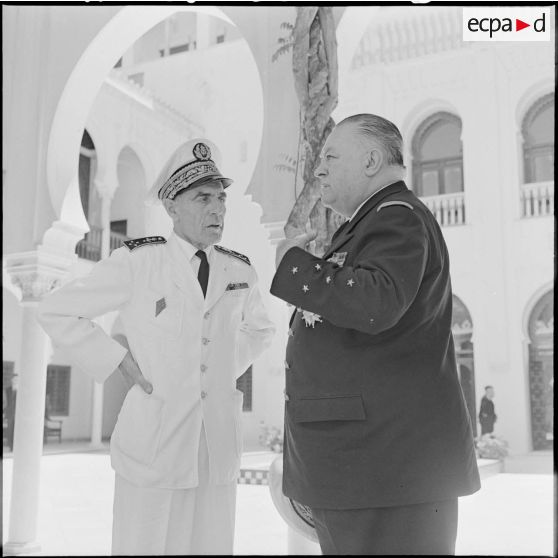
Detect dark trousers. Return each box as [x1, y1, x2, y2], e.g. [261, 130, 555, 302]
[311, 498, 458, 555]
[480, 420, 495, 435]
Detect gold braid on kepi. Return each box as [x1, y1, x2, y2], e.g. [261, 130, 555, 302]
[146, 139, 233, 205]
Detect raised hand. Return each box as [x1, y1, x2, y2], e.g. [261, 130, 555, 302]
[275, 230, 318, 269]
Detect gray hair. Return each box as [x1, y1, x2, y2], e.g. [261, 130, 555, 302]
[338, 114, 405, 167]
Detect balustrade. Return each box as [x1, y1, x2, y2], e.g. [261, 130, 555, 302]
[75, 226, 129, 261]
[520, 181, 554, 218]
[421, 192, 465, 227]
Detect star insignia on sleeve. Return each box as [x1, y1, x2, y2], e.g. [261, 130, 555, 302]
[291, 267, 298, 274]
[314, 264, 322, 271]
[347, 279, 355, 287]
[325, 276, 332, 284]
[302, 285, 309, 292]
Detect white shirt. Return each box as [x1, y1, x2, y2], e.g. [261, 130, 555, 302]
[173, 233, 213, 275]
[349, 182, 399, 221]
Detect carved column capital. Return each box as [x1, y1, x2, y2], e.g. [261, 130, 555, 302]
[4, 249, 74, 304]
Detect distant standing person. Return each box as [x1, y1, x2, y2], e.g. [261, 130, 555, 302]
[479, 385, 497, 435]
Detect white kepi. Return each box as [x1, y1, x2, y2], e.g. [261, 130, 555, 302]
[268, 457, 319, 543]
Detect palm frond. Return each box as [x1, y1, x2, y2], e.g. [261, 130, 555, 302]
[272, 42, 294, 62]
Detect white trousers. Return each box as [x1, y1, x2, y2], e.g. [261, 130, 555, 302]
[111, 426, 237, 555]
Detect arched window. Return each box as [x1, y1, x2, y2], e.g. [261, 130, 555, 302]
[527, 289, 553, 449]
[451, 295, 476, 436]
[522, 93, 554, 183]
[412, 112, 463, 197]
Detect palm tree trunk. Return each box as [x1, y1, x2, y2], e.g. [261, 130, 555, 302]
[284, 7, 341, 256]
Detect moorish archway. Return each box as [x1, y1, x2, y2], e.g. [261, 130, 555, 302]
[527, 289, 553, 450]
[452, 295, 476, 436]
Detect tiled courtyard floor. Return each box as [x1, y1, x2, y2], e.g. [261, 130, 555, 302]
[2, 446, 554, 556]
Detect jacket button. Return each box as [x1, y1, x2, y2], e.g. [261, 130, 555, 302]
[200, 364, 207, 373]
[201, 391, 207, 399]
[202, 337, 210, 345]
[204, 311, 211, 319]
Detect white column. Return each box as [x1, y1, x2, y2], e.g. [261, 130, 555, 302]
[4, 304, 49, 555]
[4, 254, 69, 555]
[89, 187, 113, 447]
[196, 13, 211, 50]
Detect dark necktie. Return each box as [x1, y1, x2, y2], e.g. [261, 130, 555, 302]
[196, 250, 209, 298]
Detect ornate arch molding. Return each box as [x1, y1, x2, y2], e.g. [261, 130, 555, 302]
[522, 283, 554, 342]
[401, 99, 460, 148]
[521, 92, 554, 139]
[522, 282, 553, 340]
[46, 6, 235, 220]
[117, 143, 153, 191]
[515, 79, 554, 130]
[411, 111, 463, 158]
[451, 293, 474, 344]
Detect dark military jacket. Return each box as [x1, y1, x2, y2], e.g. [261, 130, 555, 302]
[270, 181, 480, 509]
[479, 396, 496, 424]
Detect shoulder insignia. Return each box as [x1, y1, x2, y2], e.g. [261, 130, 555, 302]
[123, 236, 167, 251]
[377, 201, 414, 212]
[215, 245, 251, 265]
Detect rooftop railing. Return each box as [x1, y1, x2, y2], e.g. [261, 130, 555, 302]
[520, 181, 554, 218]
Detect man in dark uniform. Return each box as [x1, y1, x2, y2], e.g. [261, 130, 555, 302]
[270, 114, 480, 555]
[479, 385, 497, 435]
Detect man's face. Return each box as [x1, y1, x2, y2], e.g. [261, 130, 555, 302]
[165, 181, 226, 249]
[314, 123, 370, 218]
[486, 388, 495, 399]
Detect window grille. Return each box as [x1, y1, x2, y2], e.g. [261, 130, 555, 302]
[236, 367, 253, 412]
[46, 365, 71, 416]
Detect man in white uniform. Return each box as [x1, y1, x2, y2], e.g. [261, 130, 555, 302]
[38, 139, 276, 555]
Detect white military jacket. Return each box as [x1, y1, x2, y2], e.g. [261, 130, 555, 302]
[38, 233, 275, 488]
